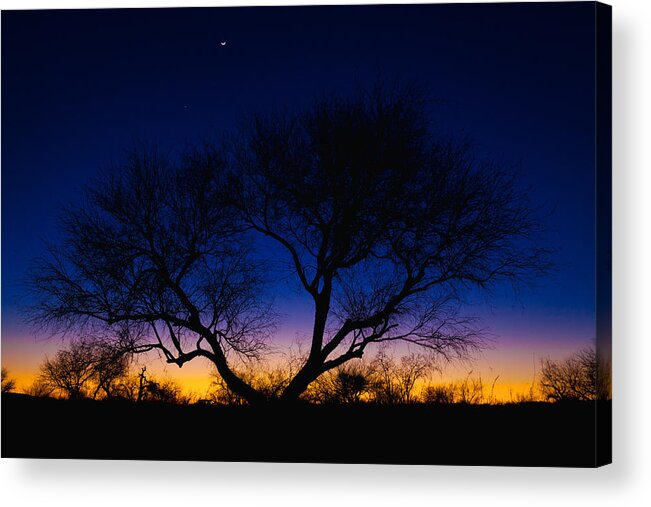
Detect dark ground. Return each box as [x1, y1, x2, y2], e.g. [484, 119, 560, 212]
[1, 393, 611, 467]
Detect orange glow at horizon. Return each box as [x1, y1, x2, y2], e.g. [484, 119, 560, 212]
[2, 328, 595, 402]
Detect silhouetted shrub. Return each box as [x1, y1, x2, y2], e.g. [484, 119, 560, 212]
[369, 351, 431, 404]
[1, 367, 17, 393]
[37, 338, 132, 400]
[209, 366, 293, 405]
[422, 373, 487, 405]
[304, 362, 375, 404]
[538, 347, 609, 402]
[25, 379, 55, 398]
[422, 384, 456, 404]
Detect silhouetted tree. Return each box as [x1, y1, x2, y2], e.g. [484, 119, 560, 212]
[422, 373, 486, 404]
[107, 366, 148, 402]
[305, 361, 376, 404]
[136, 366, 148, 403]
[422, 384, 456, 404]
[38, 339, 97, 399]
[25, 379, 55, 398]
[230, 84, 549, 401]
[453, 372, 485, 404]
[539, 347, 605, 402]
[331, 367, 371, 403]
[1, 367, 17, 393]
[596, 355, 612, 401]
[29, 84, 549, 404]
[142, 377, 184, 404]
[89, 341, 132, 398]
[370, 350, 431, 403]
[37, 338, 132, 400]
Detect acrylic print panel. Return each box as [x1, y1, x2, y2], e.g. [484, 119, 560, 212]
[1, 2, 611, 467]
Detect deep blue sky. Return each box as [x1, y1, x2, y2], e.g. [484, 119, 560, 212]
[2, 3, 598, 366]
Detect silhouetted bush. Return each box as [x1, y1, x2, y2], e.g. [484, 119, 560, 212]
[38, 339, 98, 399]
[422, 384, 456, 404]
[308, 362, 376, 404]
[369, 351, 431, 404]
[143, 378, 184, 404]
[24, 379, 55, 398]
[422, 373, 489, 405]
[209, 365, 293, 405]
[37, 338, 132, 400]
[538, 347, 610, 402]
[1, 367, 17, 393]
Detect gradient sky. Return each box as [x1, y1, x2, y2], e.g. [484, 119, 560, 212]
[1, 3, 602, 397]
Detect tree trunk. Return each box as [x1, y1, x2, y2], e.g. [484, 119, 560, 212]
[199, 335, 265, 405]
[213, 358, 267, 405]
[279, 281, 334, 402]
[280, 362, 321, 402]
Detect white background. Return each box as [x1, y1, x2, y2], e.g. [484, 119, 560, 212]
[1, 0, 649, 505]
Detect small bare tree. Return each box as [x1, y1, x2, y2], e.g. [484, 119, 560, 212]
[539, 347, 605, 402]
[423, 372, 486, 404]
[1, 367, 17, 393]
[89, 341, 132, 399]
[37, 338, 132, 400]
[38, 339, 97, 399]
[109, 367, 149, 402]
[370, 351, 432, 404]
[454, 372, 485, 404]
[25, 379, 55, 398]
[142, 377, 184, 404]
[422, 384, 456, 404]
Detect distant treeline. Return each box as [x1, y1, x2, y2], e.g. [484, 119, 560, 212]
[1, 341, 610, 406]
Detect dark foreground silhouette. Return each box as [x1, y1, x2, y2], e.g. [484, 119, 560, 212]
[1, 393, 611, 467]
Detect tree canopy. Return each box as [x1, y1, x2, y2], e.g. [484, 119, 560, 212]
[29, 85, 549, 404]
